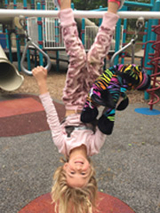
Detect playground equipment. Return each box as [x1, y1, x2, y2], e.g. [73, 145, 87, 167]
[0, 45, 24, 91]
[0, 9, 160, 19]
[0, 0, 160, 109]
[18, 16, 51, 75]
[143, 21, 160, 110]
[110, 17, 145, 66]
[134, 20, 160, 115]
[1, 1, 160, 66]
[1, 1, 160, 70]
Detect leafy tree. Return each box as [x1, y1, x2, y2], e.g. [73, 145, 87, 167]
[73, 0, 151, 10]
[0, 0, 4, 8]
[73, 0, 107, 10]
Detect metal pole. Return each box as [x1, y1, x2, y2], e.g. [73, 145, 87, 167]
[0, 10, 160, 19]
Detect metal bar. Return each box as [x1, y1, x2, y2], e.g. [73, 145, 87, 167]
[20, 40, 51, 75]
[124, 1, 153, 9]
[0, 9, 160, 19]
[110, 40, 134, 67]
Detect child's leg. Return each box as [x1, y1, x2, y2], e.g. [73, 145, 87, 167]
[58, 1, 87, 113]
[86, 1, 120, 84]
[81, 1, 125, 134]
[81, 1, 120, 120]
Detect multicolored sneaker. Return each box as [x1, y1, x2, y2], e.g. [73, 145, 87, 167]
[54, 0, 61, 9]
[108, 0, 125, 9]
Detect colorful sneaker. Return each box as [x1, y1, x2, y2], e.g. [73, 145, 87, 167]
[108, 0, 125, 9]
[54, 0, 61, 9]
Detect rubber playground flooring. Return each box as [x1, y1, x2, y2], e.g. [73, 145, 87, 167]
[0, 92, 160, 213]
[0, 94, 65, 137]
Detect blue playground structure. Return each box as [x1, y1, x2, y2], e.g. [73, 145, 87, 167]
[0, 0, 158, 70]
[0, 0, 160, 112]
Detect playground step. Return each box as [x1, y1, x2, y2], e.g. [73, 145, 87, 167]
[18, 192, 135, 213]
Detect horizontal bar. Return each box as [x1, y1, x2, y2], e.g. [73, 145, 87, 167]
[124, 1, 153, 9]
[0, 9, 160, 19]
[92, 1, 153, 11]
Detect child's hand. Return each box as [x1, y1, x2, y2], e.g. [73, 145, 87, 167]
[32, 66, 47, 84]
[32, 66, 48, 94]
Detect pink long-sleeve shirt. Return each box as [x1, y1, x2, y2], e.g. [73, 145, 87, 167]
[40, 92, 107, 157]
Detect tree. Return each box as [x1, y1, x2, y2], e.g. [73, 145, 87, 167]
[73, 0, 107, 10]
[0, 0, 4, 8]
[73, 0, 151, 10]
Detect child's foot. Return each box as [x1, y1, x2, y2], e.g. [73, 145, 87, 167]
[108, 0, 125, 9]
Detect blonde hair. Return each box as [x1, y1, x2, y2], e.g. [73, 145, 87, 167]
[51, 158, 98, 213]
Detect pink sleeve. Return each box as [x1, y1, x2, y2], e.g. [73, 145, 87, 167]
[39, 92, 66, 154]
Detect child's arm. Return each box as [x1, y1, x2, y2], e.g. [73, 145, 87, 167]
[32, 66, 67, 155]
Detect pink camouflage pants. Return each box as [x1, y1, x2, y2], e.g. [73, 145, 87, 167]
[58, 8, 119, 112]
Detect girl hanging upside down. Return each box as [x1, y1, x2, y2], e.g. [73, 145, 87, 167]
[32, 0, 150, 212]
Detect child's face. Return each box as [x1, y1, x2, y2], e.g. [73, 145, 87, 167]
[63, 155, 91, 188]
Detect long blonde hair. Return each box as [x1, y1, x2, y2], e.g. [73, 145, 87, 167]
[51, 158, 98, 213]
